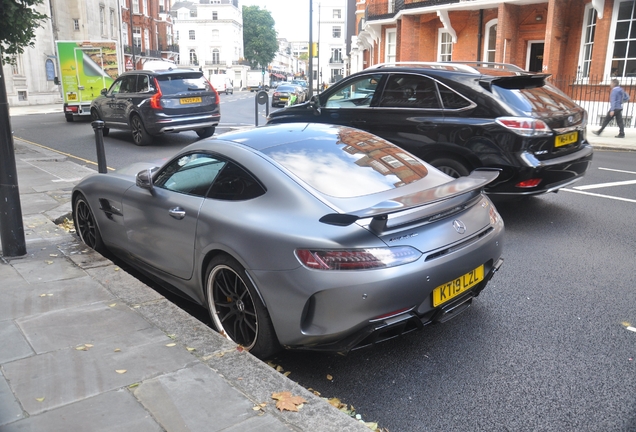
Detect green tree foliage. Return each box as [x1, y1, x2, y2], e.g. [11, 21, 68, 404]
[242, 5, 278, 70]
[0, 0, 48, 64]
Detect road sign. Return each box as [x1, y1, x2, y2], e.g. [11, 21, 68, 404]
[126, 59, 133, 71]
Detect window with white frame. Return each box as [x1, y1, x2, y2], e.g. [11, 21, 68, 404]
[122, 22, 128, 45]
[132, 0, 139, 14]
[212, 29, 219, 40]
[333, 26, 341, 38]
[438, 31, 453, 62]
[189, 49, 198, 65]
[483, 19, 497, 62]
[610, 0, 636, 77]
[578, 5, 597, 79]
[133, 27, 141, 48]
[100, 5, 105, 36]
[110, 9, 115, 38]
[144, 28, 150, 51]
[388, 0, 396, 13]
[212, 48, 220, 64]
[189, 30, 195, 40]
[190, 9, 197, 17]
[159, 0, 164, 13]
[385, 29, 396, 63]
[331, 48, 342, 63]
[213, 11, 218, 20]
[333, 9, 341, 18]
[143, 0, 148, 15]
[73, 18, 79, 31]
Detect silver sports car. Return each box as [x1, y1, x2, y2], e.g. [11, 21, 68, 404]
[73, 123, 504, 358]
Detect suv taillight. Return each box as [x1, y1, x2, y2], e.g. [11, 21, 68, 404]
[150, 77, 162, 109]
[496, 117, 551, 137]
[205, 77, 220, 105]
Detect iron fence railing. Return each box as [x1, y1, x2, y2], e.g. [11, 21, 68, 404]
[550, 75, 636, 128]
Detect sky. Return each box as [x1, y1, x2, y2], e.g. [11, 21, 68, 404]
[240, 0, 312, 42]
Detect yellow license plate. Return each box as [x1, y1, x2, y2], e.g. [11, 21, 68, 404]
[432, 265, 484, 307]
[279, 97, 288, 101]
[67, 93, 77, 101]
[555, 131, 578, 147]
[180, 97, 202, 104]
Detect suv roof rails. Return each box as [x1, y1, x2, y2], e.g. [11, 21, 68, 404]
[368, 61, 525, 74]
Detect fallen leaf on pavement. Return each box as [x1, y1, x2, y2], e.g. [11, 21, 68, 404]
[166, 343, 176, 347]
[85, 344, 93, 348]
[36, 397, 45, 402]
[326, 374, 333, 381]
[45, 260, 53, 265]
[115, 369, 127, 374]
[272, 391, 307, 412]
[186, 347, 195, 352]
[114, 348, 121, 352]
[109, 303, 117, 307]
[128, 383, 140, 389]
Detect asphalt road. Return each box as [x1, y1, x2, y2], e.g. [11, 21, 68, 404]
[10, 103, 636, 431]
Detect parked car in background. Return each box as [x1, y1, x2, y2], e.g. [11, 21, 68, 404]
[271, 84, 304, 107]
[91, 68, 220, 146]
[72, 122, 504, 358]
[291, 79, 310, 99]
[268, 63, 594, 198]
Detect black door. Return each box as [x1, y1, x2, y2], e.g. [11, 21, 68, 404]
[528, 43, 544, 72]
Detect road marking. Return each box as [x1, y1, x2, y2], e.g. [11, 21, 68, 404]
[562, 188, 636, 203]
[14, 137, 115, 171]
[599, 167, 636, 175]
[574, 179, 636, 190]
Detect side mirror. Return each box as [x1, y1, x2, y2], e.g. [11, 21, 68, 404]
[101, 88, 108, 96]
[308, 95, 321, 116]
[136, 167, 156, 191]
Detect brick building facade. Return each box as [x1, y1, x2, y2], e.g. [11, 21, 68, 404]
[351, 0, 636, 127]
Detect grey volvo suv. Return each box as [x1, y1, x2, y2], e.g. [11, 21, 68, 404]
[91, 68, 220, 146]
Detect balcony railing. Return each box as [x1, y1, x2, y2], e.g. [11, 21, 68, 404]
[367, 0, 461, 21]
[159, 44, 179, 53]
[329, 58, 344, 64]
[124, 45, 142, 55]
[205, 60, 222, 65]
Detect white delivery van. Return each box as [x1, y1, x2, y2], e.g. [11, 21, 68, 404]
[208, 74, 234, 95]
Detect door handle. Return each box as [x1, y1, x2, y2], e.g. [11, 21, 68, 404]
[169, 207, 186, 220]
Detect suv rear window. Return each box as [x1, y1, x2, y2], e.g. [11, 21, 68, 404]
[156, 73, 211, 94]
[492, 82, 579, 114]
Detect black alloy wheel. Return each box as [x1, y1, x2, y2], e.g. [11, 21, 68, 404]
[130, 114, 151, 146]
[73, 194, 104, 252]
[205, 255, 279, 358]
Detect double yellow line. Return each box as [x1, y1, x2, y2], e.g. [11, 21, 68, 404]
[16, 137, 115, 171]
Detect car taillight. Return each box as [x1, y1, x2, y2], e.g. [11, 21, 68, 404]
[273, 92, 281, 97]
[150, 77, 162, 109]
[516, 178, 542, 188]
[496, 117, 551, 136]
[295, 247, 421, 271]
[205, 77, 220, 104]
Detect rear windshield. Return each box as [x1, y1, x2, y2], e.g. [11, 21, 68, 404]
[262, 129, 429, 198]
[156, 73, 211, 94]
[492, 82, 579, 115]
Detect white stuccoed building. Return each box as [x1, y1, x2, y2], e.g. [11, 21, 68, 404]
[171, 0, 249, 89]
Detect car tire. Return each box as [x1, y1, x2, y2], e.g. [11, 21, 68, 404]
[130, 114, 151, 146]
[429, 157, 471, 178]
[65, 113, 74, 122]
[73, 193, 105, 253]
[196, 127, 215, 139]
[90, 108, 110, 137]
[205, 255, 280, 359]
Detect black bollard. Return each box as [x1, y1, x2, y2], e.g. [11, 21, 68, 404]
[91, 120, 108, 174]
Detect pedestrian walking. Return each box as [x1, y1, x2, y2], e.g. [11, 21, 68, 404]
[594, 78, 629, 138]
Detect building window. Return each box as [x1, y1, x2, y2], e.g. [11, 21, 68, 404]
[331, 48, 342, 63]
[332, 26, 341, 38]
[385, 29, 396, 63]
[579, 5, 596, 79]
[122, 22, 128, 45]
[388, 0, 396, 14]
[133, 27, 141, 48]
[330, 68, 342, 83]
[132, 0, 139, 14]
[144, 28, 150, 51]
[189, 30, 195, 40]
[212, 29, 219, 40]
[100, 6, 105, 36]
[483, 19, 497, 63]
[73, 18, 79, 31]
[438, 31, 453, 62]
[11, 56, 22, 75]
[110, 9, 115, 38]
[212, 48, 220, 64]
[333, 9, 341, 19]
[189, 49, 198, 65]
[213, 11, 218, 20]
[159, 0, 164, 13]
[190, 9, 197, 17]
[18, 91, 28, 101]
[143, 0, 148, 15]
[610, 0, 636, 78]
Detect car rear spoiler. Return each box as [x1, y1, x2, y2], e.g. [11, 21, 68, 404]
[479, 73, 551, 91]
[319, 168, 500, 233]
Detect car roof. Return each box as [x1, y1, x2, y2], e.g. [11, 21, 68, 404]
[120, 67, 202, 76]
[210, 123, 357, 152]
[364, 62, 547, 79]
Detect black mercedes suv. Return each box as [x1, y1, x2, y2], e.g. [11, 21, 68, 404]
[91, 68, 220, 146]
[267, 62, 593, 198]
